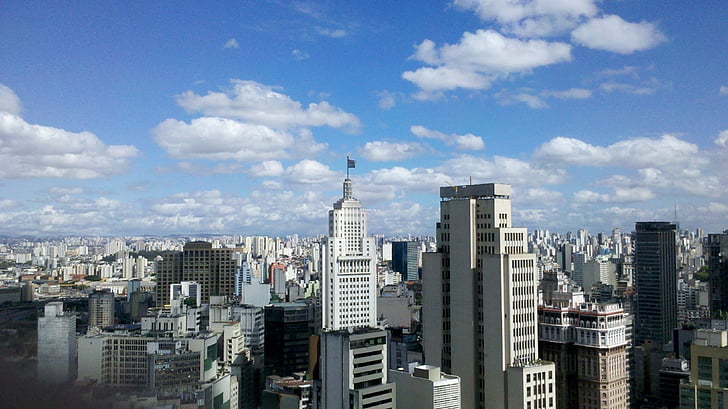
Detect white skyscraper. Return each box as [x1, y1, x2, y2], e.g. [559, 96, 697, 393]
[321, 177, 377, 331]
[319, 170, 395, 409]
[37, 301, 77, 384]
[422, 183, 555, 409]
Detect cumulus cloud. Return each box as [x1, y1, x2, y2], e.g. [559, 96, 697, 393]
[223, 38, 239, 49]
[249, 161, 284, 177]
[0, 111, 138, 179]
[453, 0, 599, 37]
[533, 134, 700, 170]
[402, 30, 572, 93]
[316, 27, 347, 38]
[571, 15, 666, 54]
[175, 80, 361, 131]
[411, 125, 485, 150]
[715, 130, 728, 148]
[0, 84, 22, 115]
[439, 154, 567, 186]
[573, 187, 655, 204]
[359, 141, 424, 162]
[153, 117, 315, 162]
[375, 91, 397, 110]
[283, 160, 338, 185]
[720, 86, 728, 96]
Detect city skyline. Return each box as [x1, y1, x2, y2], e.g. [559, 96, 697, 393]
[1, 1, 727, 237]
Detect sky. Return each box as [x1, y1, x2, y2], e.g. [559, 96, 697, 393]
[0, 0, 726, 238]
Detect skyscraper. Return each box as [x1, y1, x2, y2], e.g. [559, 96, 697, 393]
[88, 289, 115, 329]
[422, 183, 555, 409]
[633, 222, 677, 347]
[319, 173, 395, 409]
[392, 241, 420, 281]
[156, 241, 237, 307]
[321, 177, 377, 331]
[37, 301, 77, 384]
[707, 232, 728, 317]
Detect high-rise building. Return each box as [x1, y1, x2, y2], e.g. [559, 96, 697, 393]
[422, 183, 555, 409]
[678, 329, 728, 408]
[392, 241, 420, 281]
[319, 174, 395, 409]
[264, 302, 314, 377]
[37, 301, 77, 384]
[156, 241, 238, 307]
[633, 222, 677, 347]
[321, 177, 377, 331]
[88, 289, 115, 329]
[706, 232, 728, 317]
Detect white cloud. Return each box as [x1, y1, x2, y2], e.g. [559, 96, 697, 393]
[495, 90, 548, 108]
[571, 15, 666, 54]
[517, 187, 564, 204]
[403, 30, 572, 93]
[720, 86, 728, 96]
[0, 84, 22, 115]
[453, 0, 600, 37]
[175, 80, 361, 131]
[534, 134, 700, 170]
[359, 141, 424, 162]
[316, 27, 347, 38]
[573, 187, 655, 204]
[283, 160, 338, 184]
[223, 38, 239, 49]
[153, 117, 324, 162]
[541, 88, 592, 99]
[439, 154, 567, 186]
[376, 91, 397, 110]
[0, 111, 138, 179]
[715, 130, 728, 148]
[292, 49, 310, 60]
[249, 161, 284, 177]
[411, 125, 485, 150]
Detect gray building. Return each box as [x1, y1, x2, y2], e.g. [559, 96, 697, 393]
[88, 289, 115, 329]
[37, 302, 77, 384]
[392, 241, 420, 281]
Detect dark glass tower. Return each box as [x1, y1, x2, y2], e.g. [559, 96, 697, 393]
[634, 222, 677, 346]
[707, 232, 728, 317]
[391, 241, 419, 281]
[264, 302, 314, 377]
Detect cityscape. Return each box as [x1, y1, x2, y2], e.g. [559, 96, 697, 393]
[1, 1, 727, 409]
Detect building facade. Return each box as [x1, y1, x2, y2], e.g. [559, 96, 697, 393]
[88, 289, 115, 329]
[392, 241, 420, 281]
[422, 183, 555, 409]
[707, 233, 728, 318]
[37, 301, 77, 384]
[634, 222, 677, 347]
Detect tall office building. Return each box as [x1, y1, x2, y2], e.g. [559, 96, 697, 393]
[319, 174, 395, 409]
[37, 302, 77, 384]
[156, 241, 237, 307]
[707, 232, 728, 317]
[423, 183, 555, 409]
[633, 222, 677, 347]
[88, 289, 115, 329]
[264, 302, 314, 377]
[392, 241, 420, 281]
[321, 177, 377, 331]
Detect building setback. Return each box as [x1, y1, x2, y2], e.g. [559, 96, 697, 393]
[422, 183, 555, 409]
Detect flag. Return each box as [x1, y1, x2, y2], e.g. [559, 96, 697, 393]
[347, 158, 356, 169]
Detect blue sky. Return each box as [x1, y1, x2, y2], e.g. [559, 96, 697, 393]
[0, 0, 726, 237]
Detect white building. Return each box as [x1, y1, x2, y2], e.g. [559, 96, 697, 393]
[389, 365, 461, 409]
[319, 175, 395, 409]
[321, 177, 377, 331]
[37, 301, 77, 384]
[423, 183, 555, 409]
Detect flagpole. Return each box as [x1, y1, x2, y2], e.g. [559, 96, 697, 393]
[346, 156, 350, 179]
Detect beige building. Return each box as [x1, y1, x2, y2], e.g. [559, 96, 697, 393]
[539, 300, 630, 409]
[422, 183, 555, 409]
[679, 329, 728, 408]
